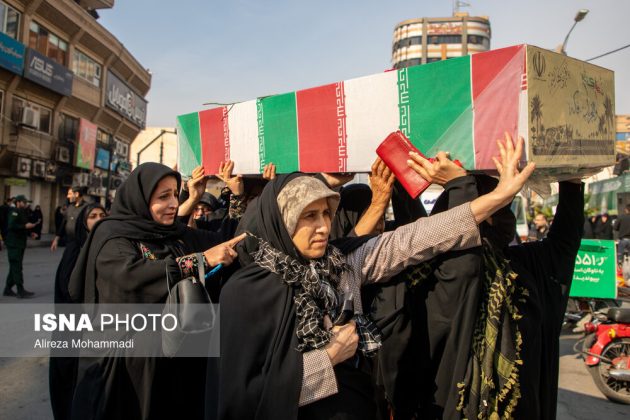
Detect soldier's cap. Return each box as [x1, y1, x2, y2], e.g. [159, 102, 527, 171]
[14, 195, 31, 203]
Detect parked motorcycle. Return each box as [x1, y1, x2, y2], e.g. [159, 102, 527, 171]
[575, 307, 630, 404]
[564, 298, 619, 332]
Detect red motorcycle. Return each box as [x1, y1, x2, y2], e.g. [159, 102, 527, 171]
[578, 307, 630, 404]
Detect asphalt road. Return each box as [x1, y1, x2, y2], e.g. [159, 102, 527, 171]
[0, 247, 629, 419]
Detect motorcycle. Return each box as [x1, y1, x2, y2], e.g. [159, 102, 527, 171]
[575, 307, 630, 404]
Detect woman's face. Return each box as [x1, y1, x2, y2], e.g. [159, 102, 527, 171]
[86, 208, 107, 231]
[149, 176, 179, 225]
[292, 198, 331, 259]
[193, 203, 212, 220]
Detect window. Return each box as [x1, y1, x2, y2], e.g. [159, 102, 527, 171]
[96, 129, 110, 146]
[72, 49, 101, 87]
[28, 21, 68, 65]
[428, 35, 462, 44]
[467, 35, 489, 48]
[0, 1, 19, 39]
[393, 36, 422, 51]
[12, 97, 52, 133]
[58, 113, 79, 141]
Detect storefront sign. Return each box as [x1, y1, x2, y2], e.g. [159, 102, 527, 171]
[95, 147, 111, 170]
[570, 239, 618, 299]
[0, 31, 24, 75]
[4, 177, 27, 187]
[106, 70, 147, 128]
[75, 118, 97, 170]
[23, 48, 73, 96]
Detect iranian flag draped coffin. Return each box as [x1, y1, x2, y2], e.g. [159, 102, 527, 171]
[177, 45, 615, 176]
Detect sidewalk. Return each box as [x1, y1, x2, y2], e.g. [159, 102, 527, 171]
[0, 233, 55, 250]
[22, 233, 55, 249]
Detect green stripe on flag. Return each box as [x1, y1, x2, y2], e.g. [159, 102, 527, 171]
[258, 93, 299, 173]
[176, 112, 201, 176]
[399, 58, 474, 167]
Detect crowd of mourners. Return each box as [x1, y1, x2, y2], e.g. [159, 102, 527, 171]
[46, 133, 585, 420]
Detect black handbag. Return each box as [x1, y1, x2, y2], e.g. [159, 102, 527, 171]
[162, 253, 216, 357]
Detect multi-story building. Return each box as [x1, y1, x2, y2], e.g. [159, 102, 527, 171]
[392, 12, 491, 69]
[0, 0, 150, 234]
[130, 127, 177, 170]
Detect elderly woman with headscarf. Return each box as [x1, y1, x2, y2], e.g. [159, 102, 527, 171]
[212, 137, 534, 420]
[68, 163, 244, 420]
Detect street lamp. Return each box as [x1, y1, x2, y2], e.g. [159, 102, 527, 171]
[558, 9, 589, 55]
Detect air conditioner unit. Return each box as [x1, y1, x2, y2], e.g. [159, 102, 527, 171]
[109, 176, 123, 190]
[32, 160, 46, 178]
[45, 162, 57, 182]
[21, 106, 39, 128]
[72, 173, 90, 187]
[56, 146, 71, 163]
[114, 140, 129, 158]
[17, 157, 31, 178]
[88, 187, 107, 197]
[89, 174, 102, 188]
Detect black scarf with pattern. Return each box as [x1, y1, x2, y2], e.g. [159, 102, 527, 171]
[252, 237, 381, 355]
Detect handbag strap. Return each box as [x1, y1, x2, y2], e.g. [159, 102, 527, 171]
[165, 252, 207, 298]
[197, 253, 206, 287]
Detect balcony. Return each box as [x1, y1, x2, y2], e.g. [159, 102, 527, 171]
[75, 0, 114, 11]
[72, 76, 101, 108]
[5, 125, 56, 160]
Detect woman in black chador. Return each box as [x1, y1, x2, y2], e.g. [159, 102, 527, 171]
[68, 162, 242, 420]
[50, 203, 106, 420]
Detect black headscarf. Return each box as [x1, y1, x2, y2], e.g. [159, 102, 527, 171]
[68, 163, 190, 303]
[329, 183, 372, 240]
[54, 203, 106, 304]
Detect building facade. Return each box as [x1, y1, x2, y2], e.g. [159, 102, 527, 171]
[392, 12, 491, 69]
[0, 0, 150, 234]
[130, 127, 177, 170]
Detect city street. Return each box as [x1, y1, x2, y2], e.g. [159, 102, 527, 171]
[0, 247, 629, 419]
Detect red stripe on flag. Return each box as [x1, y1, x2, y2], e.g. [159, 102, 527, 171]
[296, 82, 347, 172]
[472, 45, 525, 169]
[199, 107, 229, 175]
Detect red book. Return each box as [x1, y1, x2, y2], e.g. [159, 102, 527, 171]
[376, 131, 431, 199]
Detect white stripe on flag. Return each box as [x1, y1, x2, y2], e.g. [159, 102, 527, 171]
[228, 100, 261, 174]
[344, 71, 400, 172]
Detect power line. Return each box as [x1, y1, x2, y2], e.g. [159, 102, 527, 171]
[586, 43, 630, 62]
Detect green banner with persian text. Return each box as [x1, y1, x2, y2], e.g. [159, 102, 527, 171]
[570, 239, 618, 299]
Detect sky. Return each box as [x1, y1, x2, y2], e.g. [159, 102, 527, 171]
[98, 0, 630, 128]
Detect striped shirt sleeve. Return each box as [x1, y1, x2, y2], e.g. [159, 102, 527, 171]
[347, 202, 481, 285]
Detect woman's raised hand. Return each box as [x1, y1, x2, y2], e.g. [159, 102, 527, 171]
[369, 158, 395, 207]
[187, 166, 207, 201]
[217, 160, 244, 196]
[262, 163, 276, 180]
[491, 133, 535, 203]
[203, 233, 247, 267]
[407, 151, 467, 186]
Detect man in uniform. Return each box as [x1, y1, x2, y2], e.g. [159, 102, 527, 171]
[51, 186, 88, 252]
[3, 195, 38, 298]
